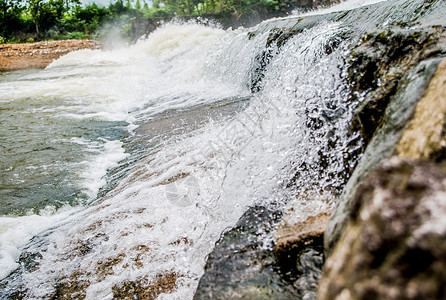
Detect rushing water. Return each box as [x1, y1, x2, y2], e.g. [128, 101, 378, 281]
[1, 0, 423, 297]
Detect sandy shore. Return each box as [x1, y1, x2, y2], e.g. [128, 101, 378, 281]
[0, 40, 102, 72]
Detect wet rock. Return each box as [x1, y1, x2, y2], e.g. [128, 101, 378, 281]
[319, 158, 446, 300]
[292, 250, 324, 300]
[265, 27, 304, 49]
[194, 206, 327, 299]
[345, 26, 446, 165]
[193, 206, 296, 299]
[396, 58, 446, 161]
[112, 272, 178, 300]
[0, 243, 48, 299]
[326, 47, 446, 255]
[52, 271, 91, 300]
[275, 212, 329, 300]
[275, 212, 329, 273]
[0, 271, 26, 300]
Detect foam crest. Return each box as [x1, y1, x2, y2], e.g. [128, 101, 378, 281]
[136, 22, 226, 57]
[293, 0, 388, 16]
[0, 205, 79, 279]
[79, 139, 129, 200]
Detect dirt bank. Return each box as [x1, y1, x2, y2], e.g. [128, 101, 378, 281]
[0, 40, 102, 72]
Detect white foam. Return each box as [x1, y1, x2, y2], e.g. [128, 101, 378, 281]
[0, 205, 79, 280]
[79, 139, 129, 200]
[0, 23, 247, 128]
[135, 22, 226, 58]
[0, 139, 127, 280]
[4, 21, 353, 298]
[293, 0, 389, 16]
[1, 24, 235, 288]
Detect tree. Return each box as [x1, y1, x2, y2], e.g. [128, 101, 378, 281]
[108, 0, 126, 15]
[125, 0, 131, 9]
[0, 0, 25, 38]
[28, 0, 79, 35]
[142, 0, 149, 11]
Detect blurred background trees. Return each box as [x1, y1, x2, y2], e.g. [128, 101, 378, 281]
[0, 0, 287, 43]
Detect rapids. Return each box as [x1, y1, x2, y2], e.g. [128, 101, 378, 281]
[0, 0, 417, 297]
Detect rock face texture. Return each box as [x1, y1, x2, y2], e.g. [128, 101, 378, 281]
[319, 159, 446, 300]
[275, 212, 330, 300]
[275, 212, 329, 256]
[324, 32, 446, 255]
[193, 206, 327, 300]
[346, 27, 446, 155]
[396, 58, 446, 161]
[319, 56, 446, 300]
[325, 54, 446, 252]
[193, 206, 297, 300]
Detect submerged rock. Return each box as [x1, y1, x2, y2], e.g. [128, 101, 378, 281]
[319, 158, 446, 300]
[112, 272, 178, 300]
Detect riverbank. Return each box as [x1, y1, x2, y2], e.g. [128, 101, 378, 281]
[0, 40, 102, 72]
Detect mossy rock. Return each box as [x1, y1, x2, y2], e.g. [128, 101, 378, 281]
[346, 27, 446, 149]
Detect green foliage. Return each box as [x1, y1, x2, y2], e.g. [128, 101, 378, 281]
[1, 0, 285, 43]
[61, 3, 110, 34]
[143, 0, 282, 17]
[46, 28, 59, 38]
[61, 31, 91, 39]
[108, 0, 126, 14]
[0, 0, 26, 38]
[27, 0, 79, 35]
[134, 0, 141, 10]
[73, 3, 109, 24]
[125, 0, 131, 9]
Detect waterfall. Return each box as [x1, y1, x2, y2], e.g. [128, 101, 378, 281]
[1, 0, 444, 298]
[0, 21, 353, 299]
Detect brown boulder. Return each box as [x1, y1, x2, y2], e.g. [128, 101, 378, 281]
[318, 159, 446, 300]
[396, 58, 446, 161]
